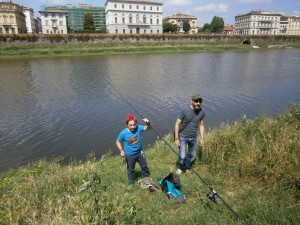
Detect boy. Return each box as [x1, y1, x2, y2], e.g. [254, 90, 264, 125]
[116, 114, 151, 189]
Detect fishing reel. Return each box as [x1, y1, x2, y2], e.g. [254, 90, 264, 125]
[207, 192, 218, 204]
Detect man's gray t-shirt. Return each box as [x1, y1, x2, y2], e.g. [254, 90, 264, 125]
[178, 106, 205, 138]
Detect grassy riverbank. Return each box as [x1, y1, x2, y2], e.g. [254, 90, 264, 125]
[0, 105, 299, 224]
[1, 41, 300, 59]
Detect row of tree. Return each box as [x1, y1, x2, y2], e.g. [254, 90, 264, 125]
[163, 16, 225, 34]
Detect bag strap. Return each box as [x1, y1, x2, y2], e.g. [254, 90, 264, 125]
[179, 114, 196, 134]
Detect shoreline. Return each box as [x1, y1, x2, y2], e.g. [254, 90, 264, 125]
[1, 42, 300, 59]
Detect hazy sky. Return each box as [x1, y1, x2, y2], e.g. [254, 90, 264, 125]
[13, 0, 300, 25]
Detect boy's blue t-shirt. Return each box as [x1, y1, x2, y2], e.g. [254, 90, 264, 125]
[117, 125, 145, 155]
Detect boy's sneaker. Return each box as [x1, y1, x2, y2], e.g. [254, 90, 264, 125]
[128, 184, 134, 190]
[176, 169, 182, 175]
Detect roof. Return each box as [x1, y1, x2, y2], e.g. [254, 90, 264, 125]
[105, 0, 163, 5]
[236, 10, 283, 18]
[164, 13, 197, 20]
[39, 10, 67, 14]
[223, 26, 234, 31]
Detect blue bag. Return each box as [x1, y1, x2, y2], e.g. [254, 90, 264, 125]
[158, 173, 186, 203]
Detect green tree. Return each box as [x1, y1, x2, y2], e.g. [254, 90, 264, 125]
[182, 20, 191, 33]
[83, 13, 95, 31]
[199, 23, 211, 33]
[210, 16, 224, 33]
[163, 22, 178, 33]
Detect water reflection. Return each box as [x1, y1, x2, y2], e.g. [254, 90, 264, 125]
[0, 50, 299, 172]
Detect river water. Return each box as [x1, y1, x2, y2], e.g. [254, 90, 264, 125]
[0, 49, 299, 172]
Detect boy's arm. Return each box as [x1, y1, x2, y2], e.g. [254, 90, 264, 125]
[116, 140, 124, 157]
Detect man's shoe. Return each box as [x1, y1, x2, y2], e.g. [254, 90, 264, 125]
[176, 169, 182, 175]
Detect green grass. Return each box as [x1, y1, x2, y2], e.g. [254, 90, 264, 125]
[0, 105, 299, 224]
[1, 42, 300, 59]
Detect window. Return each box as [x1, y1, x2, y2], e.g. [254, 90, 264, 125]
[3, 16, 7, 23]
[150, 6, 152, 10]
[157, 30, 159, 34]
[130, 29, 132, 34]
[61, 30, 63, 33]
[123, 29, 125, 34]
[137, 5, 139, 10]
[144, 29, 146, 34]
[136, 15, 140, 23]
[45, 13, 48, 18]
[0, 28, 2, 34]
[10, 16, 14, 23]
[114, 4, 117, 8]
[122, 4, 124, 9]
[115, 17, 118, 24]
[157, 7, 159, 11]
[46, 30, 49, 34]
[129, 15, 132, 23]
[45, 20, 48, 25]
[143, 6, 146, 10]
[150, 29, 153, 34]
[157, 19, 159, 24]
[122, 17, 125, 24]
[143, 15, 146, 24]
[59, 21, 63, 26]
[129, 5, 132, 9]
[150, 19, 152, 24]
[12, 28, 15, 34]
[115, 29, 118, 34]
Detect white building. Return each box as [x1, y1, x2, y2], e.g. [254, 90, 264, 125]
[105, 0, 163, 34]
[39, 10, 67, 34]
[287, 16, 300, 35]
[23, 7, 36, 33]
[234, 11, 281, 35]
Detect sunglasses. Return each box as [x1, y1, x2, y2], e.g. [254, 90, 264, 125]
[193, 99, 202, 103]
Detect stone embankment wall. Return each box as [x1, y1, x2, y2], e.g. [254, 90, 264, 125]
[0, 34, 299, 46]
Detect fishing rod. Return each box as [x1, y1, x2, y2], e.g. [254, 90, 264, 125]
[109, 84, 241, 220]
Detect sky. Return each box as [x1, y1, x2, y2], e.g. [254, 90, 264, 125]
[12, 0, 300, 26]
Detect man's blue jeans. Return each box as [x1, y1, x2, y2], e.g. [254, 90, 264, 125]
[178, 136, 197, 170]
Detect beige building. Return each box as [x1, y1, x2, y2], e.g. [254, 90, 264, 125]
[286, 16, 300, 35]
[0, 0, 26, 34]
[163, 13, 198, 34]
[39, 10, 67, 34]
[234, 11, 281, 35]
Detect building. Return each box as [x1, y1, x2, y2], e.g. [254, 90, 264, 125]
[279, 16, 288, 34]
[0, 0, 26, 34]
[223, 25, 234, 34]
[34, 16, 42, 33]
[39, 10, 67, 34]
[286, 16, 300, 35]
[234, 10, 282, 35]
[163, 13, 198, 34]
[42, 4, 105, 32]
[105, 0, 163, 34]
[23, 7, 36, 33]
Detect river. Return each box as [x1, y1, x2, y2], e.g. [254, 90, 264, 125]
[0, 49, 299, 172]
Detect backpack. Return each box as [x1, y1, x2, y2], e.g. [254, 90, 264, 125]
[158, 173, 186, 203]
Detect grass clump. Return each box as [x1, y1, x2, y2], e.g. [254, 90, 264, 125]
[0, 105, 299, 224]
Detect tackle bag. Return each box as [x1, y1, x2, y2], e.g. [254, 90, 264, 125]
[158, 172, 186, 203]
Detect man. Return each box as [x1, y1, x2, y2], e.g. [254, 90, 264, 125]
[174, 93, 205, 175]
[116, 114, 151, 190]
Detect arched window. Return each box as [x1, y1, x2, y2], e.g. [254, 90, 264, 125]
[129, 14, 132, 24]
[136, 14, 140, 24]
[143, 15, 146, 24]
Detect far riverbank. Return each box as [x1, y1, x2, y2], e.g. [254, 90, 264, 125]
[1, 34, 300, 58]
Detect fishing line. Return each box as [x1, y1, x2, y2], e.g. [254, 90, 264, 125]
[109, 81, 241, 220]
